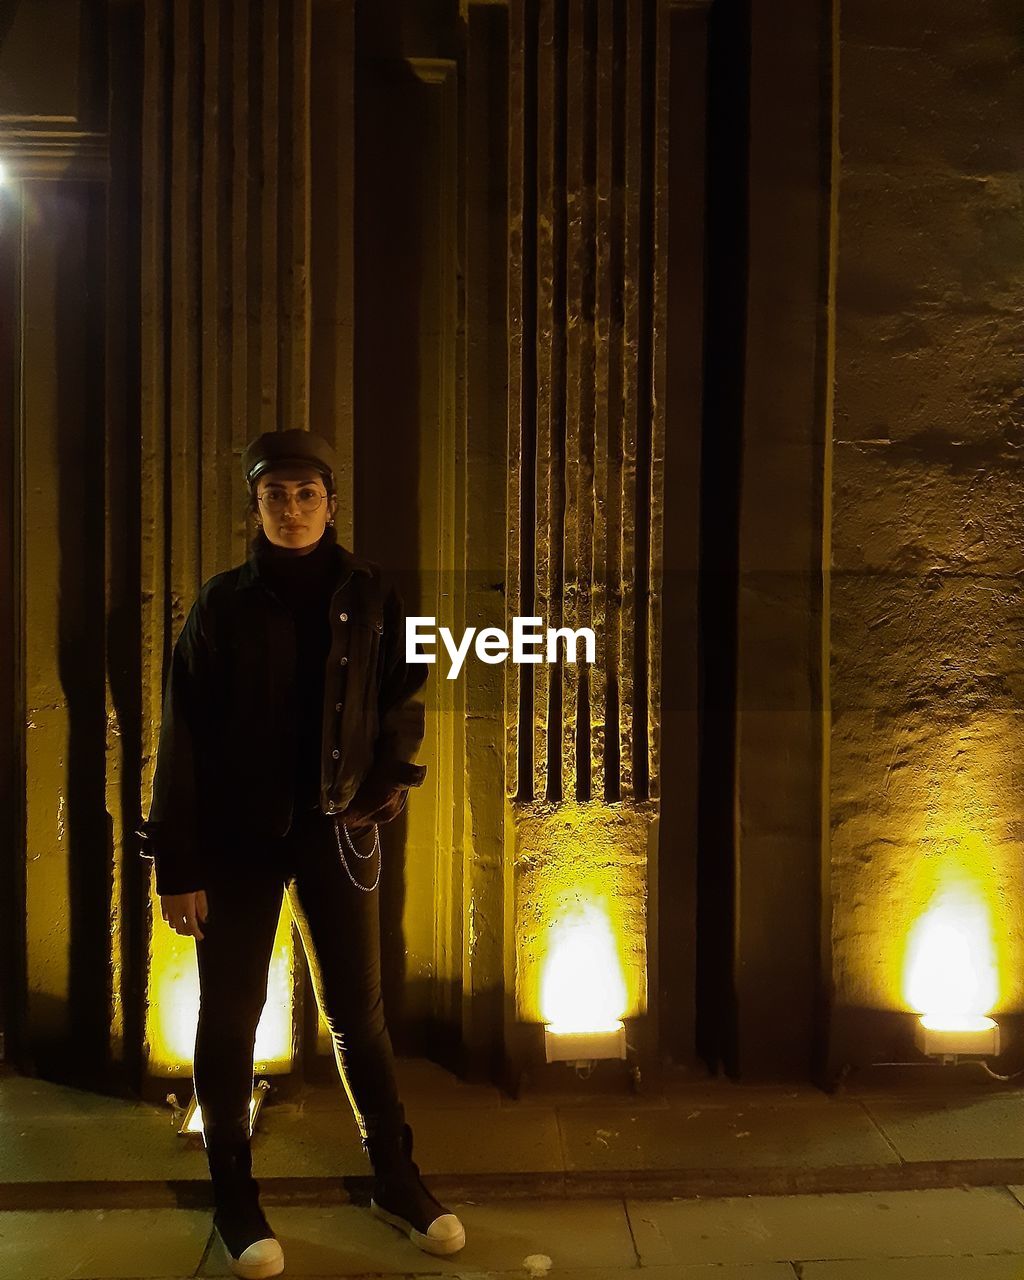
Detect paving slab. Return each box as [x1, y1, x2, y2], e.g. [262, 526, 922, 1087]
[395, 1058, 505, 1110]
[863, 1094, 1024, 1162]
[0, 1207, 210, 1280]
[801, 1257, 1024, 1279]
[626, 1187, 1024, 1267]
[200, 1197, 637, 1276]
[558, 1101, 897, 1172]
[253, 1105, 368, 1178]
[0, 1078, 148, 1122]
[0, 1114, 206, 1183]
[495, 1268, 797, 1280]
[298, 1269, 797, 1280]
[401, 1107, 564, 1175]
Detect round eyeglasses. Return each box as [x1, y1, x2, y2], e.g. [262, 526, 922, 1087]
[257, 487, 327, 513]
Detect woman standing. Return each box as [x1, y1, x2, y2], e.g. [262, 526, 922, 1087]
[140, 429, 465, 1279]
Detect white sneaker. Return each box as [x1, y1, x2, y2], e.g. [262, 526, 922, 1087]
[218, 1228, 285, 1279]
[371, 1198, 467, 1256]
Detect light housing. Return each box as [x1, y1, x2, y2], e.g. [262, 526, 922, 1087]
[543, 1023, 627, 1065]
[176, 1079, 270, 1138]
[914, 1014, 1000, 1059]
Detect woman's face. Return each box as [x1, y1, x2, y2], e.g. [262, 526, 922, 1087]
[255, 465, 338, 553]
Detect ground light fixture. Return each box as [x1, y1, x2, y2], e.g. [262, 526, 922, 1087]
[171, 1079, 271, 1139]
[906, 885, 1000, 1062]
[540, 902, 629, 1068]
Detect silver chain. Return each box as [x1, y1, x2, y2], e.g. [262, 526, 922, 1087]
[332, 817, 381, 892]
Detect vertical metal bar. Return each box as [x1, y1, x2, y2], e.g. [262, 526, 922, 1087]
[260, 0, 280, 433]
[634, 0, 657, 802]
[648, 0, 669, 802]
[201, 0, 229, 576]
[619, 0, 642, 798]
[564, 0, 585, 799]
[231, 0, 250, 553]
[506, 0, 529, 799]
[168, 0, 201, 615]
[592, 0, 614, 800]
[534, 0, 556, 800]
[139, 0, 168, 804]
[288, 0, 312, 427]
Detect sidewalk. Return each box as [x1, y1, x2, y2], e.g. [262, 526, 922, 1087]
[5, 1186, 1024, 1278]
[3, 1061, 1024, 1278]
[1, 1057, 1023, 1207]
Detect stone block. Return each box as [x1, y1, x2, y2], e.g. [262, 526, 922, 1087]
[627, 1187, 1024, 1267]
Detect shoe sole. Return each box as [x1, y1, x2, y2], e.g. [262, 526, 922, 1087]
[370, 1199, 467, 1256]
[216, 1228, 285, 1280]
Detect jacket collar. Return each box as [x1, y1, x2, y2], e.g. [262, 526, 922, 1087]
[236, 528, 374, 593]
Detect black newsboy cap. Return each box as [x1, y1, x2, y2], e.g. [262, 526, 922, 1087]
[242, 429, 338, 489]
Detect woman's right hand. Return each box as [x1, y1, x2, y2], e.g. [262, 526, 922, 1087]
[160, 891, 208, 940]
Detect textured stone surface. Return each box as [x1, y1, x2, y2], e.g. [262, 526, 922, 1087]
[558, 1098, 896, 1172]
[860, 1093, 1024, 1163]
[511, 802, 652, 1024]
[804, 1259, 1024, 1280]
[628, 1188, 1024, 1267]
[828, 0, 1024, 1047]
[0, 1208, 210, 1279]
[199, 1199, 637, 1276]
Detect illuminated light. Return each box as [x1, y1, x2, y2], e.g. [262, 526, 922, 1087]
[0, 161, 7, 185]
[905, 882, 1000, 1057]
[540, 901, 628, 1063]
[179, 1080, 269, 1138]
[146, 891, 295, 1074]
[540, 900, 628, 1033]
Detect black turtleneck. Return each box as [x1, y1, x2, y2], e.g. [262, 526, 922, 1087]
[252, 526, 339, 812]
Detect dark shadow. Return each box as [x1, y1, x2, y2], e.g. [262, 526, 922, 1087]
[655, 3, 710, 1071]
[50, 179, 112, 1088]
[695, 0, 750, 1080]
[104, 0, 147, 1098]
[0, 180, 25, 1069]
[353, 56, 430, 1053]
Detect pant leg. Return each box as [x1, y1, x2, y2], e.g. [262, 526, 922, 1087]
[193, 859, 285, 1143]
[284, 812, 403, 1144]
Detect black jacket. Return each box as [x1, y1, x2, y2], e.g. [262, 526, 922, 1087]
[139, 529, 429, 894]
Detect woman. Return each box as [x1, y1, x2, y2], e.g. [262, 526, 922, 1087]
[139, 429, 465, 1280]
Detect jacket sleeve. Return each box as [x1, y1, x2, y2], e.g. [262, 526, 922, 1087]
[136, 599, 214, 895]
[343, 579, 429, 828]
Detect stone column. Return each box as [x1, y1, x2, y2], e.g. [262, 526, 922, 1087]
[826, 0, 1024, 1073]
[505, 0, 672, 1070]
[137, 0, 356, 1083]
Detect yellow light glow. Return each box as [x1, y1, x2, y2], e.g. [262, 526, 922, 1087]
[146, 893, 295, 1074]
[918, 1013, 997, 1034]
[540, 900, 628, 1034]
[185, 1090, 262, 1136]
[904, 883, 998, 1031]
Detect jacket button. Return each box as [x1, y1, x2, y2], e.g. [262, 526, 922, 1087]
[335, 701, 343, 712]
[339, 655, 348, 665]
[339, 612, 348, 621]
[332, 749, 340, 759]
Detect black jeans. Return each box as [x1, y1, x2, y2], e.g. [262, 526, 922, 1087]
[193, 806, 403, 1149]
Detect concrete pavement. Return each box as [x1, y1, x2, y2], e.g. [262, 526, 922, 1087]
[3, 1058, 1024, 1276]
[3, 1186, 1024, 1278]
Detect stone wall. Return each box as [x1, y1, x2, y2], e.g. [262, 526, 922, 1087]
[828, 0, 1024, 1064]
